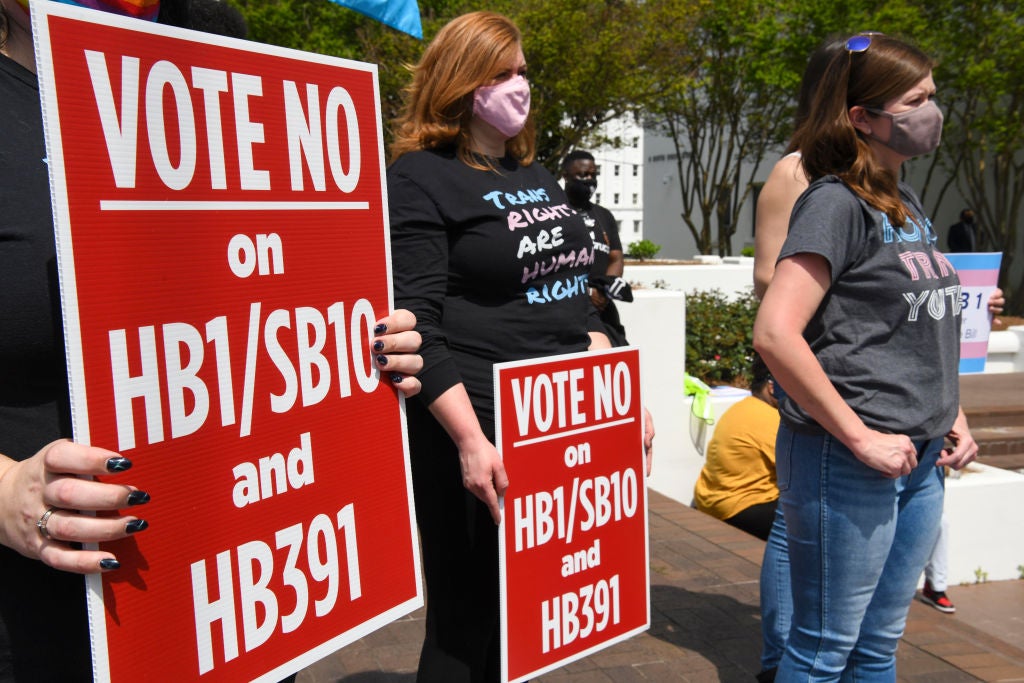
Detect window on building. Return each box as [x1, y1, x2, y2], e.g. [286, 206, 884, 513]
[632, 165, 638, 177]
[632, 193, 638, 204]
[614, 165, 620, 176]
[613, 193, 620, 204]
[632, 137, 639, 148]
[633, 220, 641, 233]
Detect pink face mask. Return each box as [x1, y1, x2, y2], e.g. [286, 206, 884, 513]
[473, 74, 531, 140]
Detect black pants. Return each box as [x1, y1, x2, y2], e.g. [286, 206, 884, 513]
[407, 400, 501, 683]
[722, 499, 777, 541]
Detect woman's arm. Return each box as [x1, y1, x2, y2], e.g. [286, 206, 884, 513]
[754, 155, 808, 299]
[753, 254, 918, 477]
[427, 385, 508, 524]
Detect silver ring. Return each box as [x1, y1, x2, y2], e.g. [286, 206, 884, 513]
[36, 507, 59, 541]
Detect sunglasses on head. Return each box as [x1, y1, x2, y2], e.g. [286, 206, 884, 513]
[846, 32, 884, 53]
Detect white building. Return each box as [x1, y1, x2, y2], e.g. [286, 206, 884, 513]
[578, 116, 646, 247]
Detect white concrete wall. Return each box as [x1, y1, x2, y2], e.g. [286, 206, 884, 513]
[985, 325, 1024, 373]
[615, 290, 697, 505]
[944, 464, 1024, 584]
[624, 260, 755, 300]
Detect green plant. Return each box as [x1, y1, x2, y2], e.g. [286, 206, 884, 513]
[627, 239, 662, 261]
[974, 566, 989, 584]
[741, 245, 755, 257]
[1018, 564, 1023, 580]
[685, 288, 759, 387]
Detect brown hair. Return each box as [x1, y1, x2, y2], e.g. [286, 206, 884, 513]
[790, 34, 936, 225]
[0, 6, 9, 51]
[390, 11, 535, 169]
[786, 35, 847, 153]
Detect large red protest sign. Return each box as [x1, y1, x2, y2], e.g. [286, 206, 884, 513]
[32, 3, 421, 680]
[496, 348, 650, 683]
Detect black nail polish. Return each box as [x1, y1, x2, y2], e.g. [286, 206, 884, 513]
[99, 558, 121, 570]
[106, 457, 132, 473]
[391, 375, 403, 384]
[127, 490, 151, 506]
[125, 519, 149, 534]
[376, 354, 388, 366]
[373, 340, 385, 352]
[374, 323, 387, 335]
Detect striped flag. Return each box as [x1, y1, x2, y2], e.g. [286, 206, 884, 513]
[327, 0, 422, 39]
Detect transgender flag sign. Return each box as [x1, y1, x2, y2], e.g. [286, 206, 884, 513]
[946, 252, 1003, 374]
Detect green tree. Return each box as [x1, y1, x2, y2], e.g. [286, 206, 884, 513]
[912, 0, 1024, 314]
[644, 0, 807, 256]
[497, 0, 686, 171]
[234, 0, 668, 173]
[235, 0, 472, 145]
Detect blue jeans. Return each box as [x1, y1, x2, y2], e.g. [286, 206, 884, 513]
[760, 505, 791, 671]
[774, 424, 945, 682]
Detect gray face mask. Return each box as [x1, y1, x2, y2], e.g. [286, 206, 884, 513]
[867, 100, 944, 158]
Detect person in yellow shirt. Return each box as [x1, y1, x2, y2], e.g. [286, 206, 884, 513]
[693, 355, 779, 540]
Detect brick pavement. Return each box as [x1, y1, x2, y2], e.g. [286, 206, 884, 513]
[297, 491, 1024, 682]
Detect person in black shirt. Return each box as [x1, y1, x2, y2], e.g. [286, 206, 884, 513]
[388, 11, 653, 682]
[560, 149, 632, 346]
[947, 208, 978, 252]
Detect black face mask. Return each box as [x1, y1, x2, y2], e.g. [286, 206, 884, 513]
[565, 177, 597, 205]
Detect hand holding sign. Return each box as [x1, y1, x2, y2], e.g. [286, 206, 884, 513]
[31, 4, 424, 680]
[0, 441, 147, 574]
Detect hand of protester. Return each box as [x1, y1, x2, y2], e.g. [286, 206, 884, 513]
[457, 435, 509, 525]
[372, 309, 423, 398]
[988, 288, 1005, 316]
[937, 408, 978, 471]
[589, 286, 609, 311]
[643, 408, 655, 476]
[852, 430, 918, 478]
[0, 441, 149, 574]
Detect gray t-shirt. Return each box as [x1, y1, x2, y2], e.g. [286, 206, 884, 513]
[777, 176, 961, 440]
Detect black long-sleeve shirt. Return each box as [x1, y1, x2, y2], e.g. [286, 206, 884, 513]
[387, 147, 597, 429]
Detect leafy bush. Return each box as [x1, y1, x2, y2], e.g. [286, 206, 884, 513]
[686, 288, 759, 388]
[741, 245, 755, 257]
[627, 239, 662, 260]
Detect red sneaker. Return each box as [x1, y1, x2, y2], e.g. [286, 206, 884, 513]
[917, 581, 956, 614]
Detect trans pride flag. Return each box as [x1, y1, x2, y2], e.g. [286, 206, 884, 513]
[328, 0, 422, 38]
[946, 252, 1003, 374]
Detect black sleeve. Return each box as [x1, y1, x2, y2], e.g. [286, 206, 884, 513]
[388, 170, 462, 405]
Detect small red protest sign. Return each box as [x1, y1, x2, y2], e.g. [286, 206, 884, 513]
[495, 347, 650, 683]
[32, 3, 421, 680]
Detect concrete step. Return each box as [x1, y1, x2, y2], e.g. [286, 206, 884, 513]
[960, 372, 1024, 426]
[959, 373, 1024, 472]
[963, 406, 1024, 429]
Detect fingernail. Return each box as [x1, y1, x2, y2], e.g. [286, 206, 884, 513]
[106, 457, 132, 472]
[373, 340, 385, 352]
[99, 558, 121, 570]
[376, 354, 388, 366]
[391, 375, 403, 383]
[374, 323, 387, 335]
[125, 519, 148, 534]
[127, 490, 151, 506]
